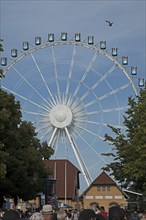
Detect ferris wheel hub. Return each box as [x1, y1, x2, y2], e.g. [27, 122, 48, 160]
[50, 104, 72, 128]
[55, 110, 67, 122]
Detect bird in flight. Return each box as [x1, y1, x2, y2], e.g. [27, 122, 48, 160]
[105, 20, 114, 26]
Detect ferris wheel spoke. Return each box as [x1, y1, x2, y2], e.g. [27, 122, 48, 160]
[85, 106, 127, 116]
[64, 137, 70, 160]
[84, 84, 131, 109]
[36, 122, 52, 133]
[73, 52, 97, 97]
[11, 65, 52, 107]
[48, 127, 58, 146]
[85, 116, 125, 129]
[76, 124, 104, 141]
[86, 108, 125, 128]
[102, 106, 127, 113]
[52, 135, 59, 158]
[80, 64, 117, 102]
[1, 85, 49, 112]
[99, 82, 131, 100]
[30, 53, 57, 105]
[65, 45, 76, 95]
[36, 125, 53, 141]
[39, 130, 52, 144]
[70, 98, 82, 111]
[65, 127, 92, 186]
[41, 102, 54, 111]
[23, 110, 49, 117]
[74, 112, 86, 120]
[84, 99, 98, 108]
[38, 128, 52, 142]
[76, 119, 100, 125]
[86, 111, 100, 115]
[74, 128, 107, 164]
[52, 46, 61, 101]
[31, 119, 51, 124]
[103, 70, 121, 126]
[66, 95, 74, 107]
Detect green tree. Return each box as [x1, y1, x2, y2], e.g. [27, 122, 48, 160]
[103, 85, 146, 195]
[0, 88, 54, 201]
[40, 141, 54, 159]
[0, 142, 9, 179]
[0, 41, 8, 178]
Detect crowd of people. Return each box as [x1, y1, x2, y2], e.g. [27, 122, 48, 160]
[0, 204, 146, 220]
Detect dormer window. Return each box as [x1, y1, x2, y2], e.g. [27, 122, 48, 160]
[107, 186, 111, 191]
[97, 186, 100, 191]
[102, 186, 106, 191]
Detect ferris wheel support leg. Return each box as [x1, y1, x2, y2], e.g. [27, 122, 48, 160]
[48, 127, 58, 147]
[65, 127, 92, 187]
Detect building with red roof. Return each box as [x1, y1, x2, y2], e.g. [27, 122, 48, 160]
[44, 159, 81, 208]
[81, 171, 128, 211]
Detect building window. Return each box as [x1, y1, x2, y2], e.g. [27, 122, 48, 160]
[102, 186, 106, 191]
[105, 195, 113, 199]
[97, 186, 100, 191]
[95, 196, 103, 199]
[114, 195, 123, 199]
[107, 186, 111, 191]
[85, 196, 94, 200]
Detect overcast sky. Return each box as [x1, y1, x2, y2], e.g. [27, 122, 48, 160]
[1, 0, 146, 193]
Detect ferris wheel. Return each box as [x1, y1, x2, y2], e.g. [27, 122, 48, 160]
[1, 32, 144, 187]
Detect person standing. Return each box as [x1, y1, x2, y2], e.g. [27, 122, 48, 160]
[30, 212, 44, 220]
[99, 206, 108, 220]
[109, 204, 125, 220]
[42, 205, 55, 220]
[129, 210, 140, 220]
[57, 208, 66, 220]
[3, 209, 20, 220]
[78, 209, 96, 220]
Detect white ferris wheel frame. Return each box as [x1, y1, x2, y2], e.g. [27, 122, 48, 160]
[1, 37, 139, 186]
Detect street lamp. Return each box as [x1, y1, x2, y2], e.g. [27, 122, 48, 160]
[44, 179, 57, 208]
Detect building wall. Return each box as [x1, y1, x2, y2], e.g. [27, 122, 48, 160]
[83, 185, 127, 212]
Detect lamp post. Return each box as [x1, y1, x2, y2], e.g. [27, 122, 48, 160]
[44, 179, 58, 209]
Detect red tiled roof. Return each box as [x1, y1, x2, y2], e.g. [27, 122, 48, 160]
[44, 159, 80, 199]
[92, 171, 116, 185]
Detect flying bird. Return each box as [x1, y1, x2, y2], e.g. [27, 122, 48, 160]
[105, 20, 114, 26]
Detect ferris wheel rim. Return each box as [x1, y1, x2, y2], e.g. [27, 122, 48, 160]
[2, 40, 138, 95]
[1, 33, 141, 187]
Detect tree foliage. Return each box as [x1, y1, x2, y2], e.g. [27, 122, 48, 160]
[0, 89, 54, 201]
[0, 42, 8, 178]
[103, 85, 146, 195]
